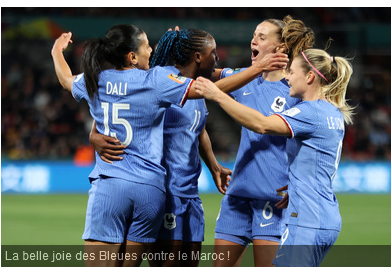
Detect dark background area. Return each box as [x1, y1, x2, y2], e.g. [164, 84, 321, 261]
[1, 7, 390, 163]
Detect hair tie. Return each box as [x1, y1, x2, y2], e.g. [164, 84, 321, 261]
[330, 56, 335, 63]
[301, 51, 329, 83]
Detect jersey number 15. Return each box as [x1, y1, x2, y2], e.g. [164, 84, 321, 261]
[101, 102, 133, 146]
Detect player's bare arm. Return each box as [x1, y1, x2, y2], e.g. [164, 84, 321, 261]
[89, 121, 126, 164]
[187, 52, 288, 99]
[51, 32, 76, 92]
[198, 127, 231, 194]
[195, 77, 291, 137]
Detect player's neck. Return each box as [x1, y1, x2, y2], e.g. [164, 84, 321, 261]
[262, 69, 287, 82]
[302, 86, 323, 101]
[175, 64, 196, 79]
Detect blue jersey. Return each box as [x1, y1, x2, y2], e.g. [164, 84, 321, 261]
[72, 67, 194, 192]
[276, 100, 344, 231]
[162, 66, 208, 198]
[220, 68, 301, 201]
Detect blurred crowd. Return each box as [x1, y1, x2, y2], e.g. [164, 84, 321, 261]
[1, 7, 390, 162]
[2, 7, 390, 24]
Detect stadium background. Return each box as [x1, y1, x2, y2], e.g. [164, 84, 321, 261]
[1, 7, 391, 266]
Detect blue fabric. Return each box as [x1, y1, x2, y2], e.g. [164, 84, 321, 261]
[215, 194, 285, 244]
[72, 66, 193, 192]
[82, 176, 165, 243]
[273, 224, 339, 267]
[157, 194, 205, 242]
[277, 100, 344, 231]
[221, 68, 300, 201]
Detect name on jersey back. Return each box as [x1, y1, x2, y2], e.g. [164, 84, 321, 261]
[327, 116, 344, 131]
[107, 81, 127, 96]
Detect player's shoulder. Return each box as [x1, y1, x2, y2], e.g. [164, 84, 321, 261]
[281, 100, 313, 118]
[99, 68, 147, 81]
[148, 65, 176, 75]
[300, 99, 337, 113]
[72, 73, 86, 96]
[289, 100, 338, 122]
[221, 67, 246, 78]
[147, 66, 179, 80]
[74, 73, 85, 83]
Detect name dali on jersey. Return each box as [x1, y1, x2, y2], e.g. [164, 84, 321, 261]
[105, 77, 188, 96]
[106, 82, 128, 95]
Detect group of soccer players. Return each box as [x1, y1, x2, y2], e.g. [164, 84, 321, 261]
[51, 15, 354, 267]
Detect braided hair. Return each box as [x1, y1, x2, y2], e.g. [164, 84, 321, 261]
[150, 28, 211, 68]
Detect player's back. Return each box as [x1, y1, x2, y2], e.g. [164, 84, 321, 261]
[72, 67, 193, 191]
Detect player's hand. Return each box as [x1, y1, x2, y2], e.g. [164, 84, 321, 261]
[212, 165, 232, 195]
[275, 185, 289, 209]
[52, 32, 73, 55]
[89, 131, 126, 164]
[194, 77, 223, 101]
[253, 52, 288, 72]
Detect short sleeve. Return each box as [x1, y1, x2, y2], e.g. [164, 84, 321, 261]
[220, 68, 247, 101]
[71, 73, 86, 102]
[149, 67, 194, 107]
[275, 101, 319, 138]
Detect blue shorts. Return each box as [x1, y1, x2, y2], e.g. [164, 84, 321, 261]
[82, 176, 165, 244]
[157, 194, 204, 242]
[273, 224, 340, 267]
[215, 194, 283, 246]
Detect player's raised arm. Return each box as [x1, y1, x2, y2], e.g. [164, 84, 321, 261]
[187, 52, 288, 99]
[215, 52, 288, 93]
[51, 32, 76, 92]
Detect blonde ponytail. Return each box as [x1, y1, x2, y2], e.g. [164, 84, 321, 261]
[300, 49, 355, 124]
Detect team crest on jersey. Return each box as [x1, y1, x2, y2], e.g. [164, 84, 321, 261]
[164, 213, 176, 230]
[282, 107, 301, 117]
[168, 74, 186, 84]
[271, 96, 287, 112]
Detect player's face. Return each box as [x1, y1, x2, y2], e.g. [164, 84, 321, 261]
[285, 57, 308, 98]
[197, 36, 218, 79]
[251, 22, 281, 65]
[135, 33, 152, 70]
